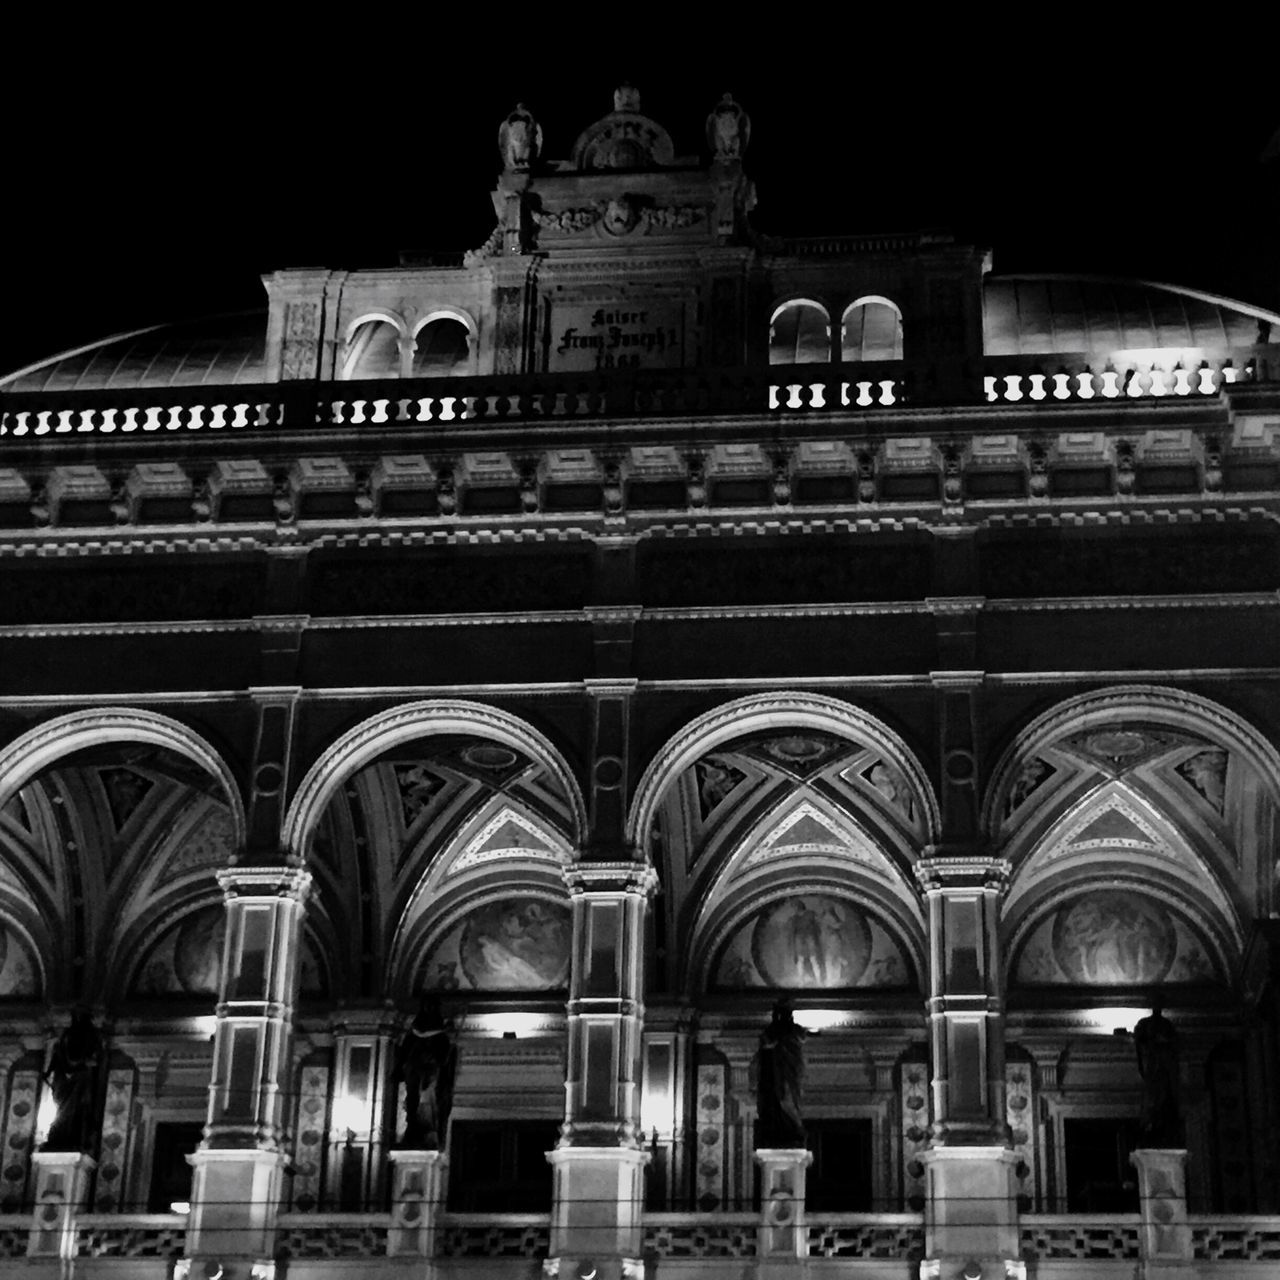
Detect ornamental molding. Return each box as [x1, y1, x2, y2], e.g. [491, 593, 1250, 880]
[626, 691, 940, 852]
[982, 683, 1280, 836]
[282, 698, 588, 861]
[0, 707, 246, 849]
[563, 861, 658, 896]
[913, 855, 1012, 893]
[217, 866, 312, 901]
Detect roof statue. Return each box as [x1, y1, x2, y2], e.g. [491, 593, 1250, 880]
[707, 92, 750, 161]
[498, 102, 542, 172]
[613, 82, 641, 113]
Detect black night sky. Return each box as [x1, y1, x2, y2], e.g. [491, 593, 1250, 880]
[2, 31, 1276, 377]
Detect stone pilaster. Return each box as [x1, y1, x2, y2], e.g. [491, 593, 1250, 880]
[1131, 1148, 1192, 1279]
[915, 855, 1019, 1280]
[28, 1151, 95, 1263]
[326, 1013, 397, 1211]
[181, 866, 311, 1280]
[546, 861, 656, 1280]
[387, 1149, 447, 1259]
[755, 1147, 812, 1273]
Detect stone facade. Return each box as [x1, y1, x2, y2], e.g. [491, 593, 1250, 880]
[1, 86, 1280, 1280]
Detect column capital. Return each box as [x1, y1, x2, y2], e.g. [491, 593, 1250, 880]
[914, 854, 1011, 894]
[217, 865, 312, 902]
[563, 861, 658, 897]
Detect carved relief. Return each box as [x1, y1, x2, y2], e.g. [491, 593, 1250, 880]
[1005, 1060, 1036, 1209]
[392, 762, 447, 830]
[281, 301, 321, 381]
[713, 895, 908, 990]
[899, 1060, 930, 1210]
[493, 284, 525, 375]
[93, 1059, 137, 1210]
[1004, 757, 1055, 819]
[291, 1061, 330, 1211]
[423, 898, 570, 991]
[694, 1052, 728, 1211]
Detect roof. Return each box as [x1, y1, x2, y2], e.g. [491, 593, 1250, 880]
[983, 275, 1279, 357]
[0, 311, 267, 392]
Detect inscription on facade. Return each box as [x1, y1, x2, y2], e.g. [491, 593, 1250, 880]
[550, 302, 684, 372]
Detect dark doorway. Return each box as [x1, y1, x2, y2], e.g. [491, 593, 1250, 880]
[447, 1120, 560, 1212]
[807, 1118, 874, 1211]
[1063, 1117, 1139, 1212]
[148, 1121, 205, 1212]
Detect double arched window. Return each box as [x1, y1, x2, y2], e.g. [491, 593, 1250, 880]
[769, 296, 904, 365]
[340, 311, 476, 380]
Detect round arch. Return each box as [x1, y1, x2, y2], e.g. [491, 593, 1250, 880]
[282, 699, 588, 864]
[0, 708, 246, 850]
[343, 310, 407, 343]
[410, 307, 478, 342]
[627, 691, 939, 854]
[983, 683, 1280, 839]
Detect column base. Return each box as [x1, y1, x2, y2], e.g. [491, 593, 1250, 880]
[921, 1144, 1021, 1280]
[547, 1145, 647, 1279]
[180, 1147, 286, 1278]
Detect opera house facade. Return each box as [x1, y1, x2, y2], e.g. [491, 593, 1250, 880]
[1, 87, 1279, 1280]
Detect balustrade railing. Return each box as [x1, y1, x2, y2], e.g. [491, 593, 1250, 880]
[806, 1212, 925, 1260]
[274, 1210, 391, 1259]
[1019, 1212, 1142, 1260]
[436, 1211, 550, 1259]
[642, 1210, 758, 1259]
[2, 348, 1273, 442]
[1189, 1215, 1280, 1262]
[74, 1211, 188, 1259]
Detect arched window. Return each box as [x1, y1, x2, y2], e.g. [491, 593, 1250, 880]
[769, 300, 831, 365]
[841, 297, 904, 362]
[413, 315, 472, 377]
[341, 318, 402, 380]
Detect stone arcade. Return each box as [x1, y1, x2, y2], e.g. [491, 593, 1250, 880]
[1, 87, 1280, 1280]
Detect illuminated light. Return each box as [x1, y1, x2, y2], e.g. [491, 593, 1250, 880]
[1082, 1007, 1149, 1035]
[839, 381, 852, 408]
[35, 1091, 58, 1142]
[1001, 375, 1022, 402]
[190, 1015, 218, 1040]
[792, 1008, 848, 1033]
[1222, 365, 1238, 384]
[332, 1090, 368, 1138]
[785, 385, 803, 410]
[471, 1011, 546, 1039]
[170, 1201, 191, 1215]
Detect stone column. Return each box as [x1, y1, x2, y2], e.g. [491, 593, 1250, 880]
[755, 1148, 813, 1274]
[387, 1149, 448, 1259]
[181, 866, 311, 1280]
[914, 855, 1020, 1280]
[1130, 1149, 1191, 1278]
[27, 1150, 95, 1264]
[546, 861, 656, 1280]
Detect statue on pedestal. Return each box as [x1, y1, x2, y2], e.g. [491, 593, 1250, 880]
[42, 1009, 105, 1153]
[706, 93, 750, 161]
[1133, 996, 1181, 1146]
[755, 998, 809, 1148]
[392, 995, 457, 1150]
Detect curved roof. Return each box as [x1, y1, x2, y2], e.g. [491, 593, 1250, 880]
[0, 311, 268, 392]
[983, 275, 1279, 357]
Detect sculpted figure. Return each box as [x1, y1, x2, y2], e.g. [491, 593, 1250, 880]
[392, 995, 457, 1149]
[706, 93, 750, 160]
[755, 998, 809, 1148]
[1133, 996, 1181, 1146]
[498, 103, 542, 171]
[43, 1009, 105, 1152]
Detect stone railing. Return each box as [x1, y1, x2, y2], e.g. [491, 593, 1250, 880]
[435, 1212, 551, 1259]
[806, 1212, 926, 1260]
[1019, 1213, 1142, 1260]
[642, 1210, 758, 1259]
[274, 1210, 391, 1259]
[0, 1213, 28, 1258]
[2, 349, 1274, 443]
[73, 1212, 188, 1259]
[1189, 1214, 1280, 1262]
